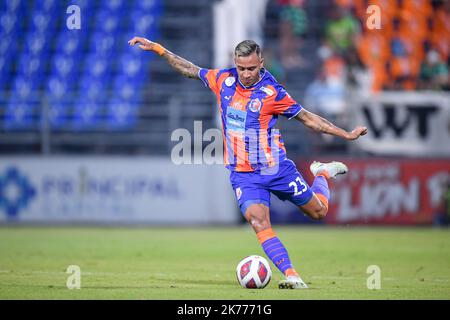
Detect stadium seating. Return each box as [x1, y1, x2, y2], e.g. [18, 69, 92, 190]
[0, 0, 162, 132]
[345, 0, 449, 91]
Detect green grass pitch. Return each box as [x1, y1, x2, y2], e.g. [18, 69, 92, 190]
[0, 226, 449, 299]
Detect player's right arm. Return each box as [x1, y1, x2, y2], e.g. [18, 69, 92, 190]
[128, 36, 200, 79]
[295, 109, 368, 140]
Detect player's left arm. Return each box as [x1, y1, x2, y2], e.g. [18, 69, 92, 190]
[294, 109, 368, 140]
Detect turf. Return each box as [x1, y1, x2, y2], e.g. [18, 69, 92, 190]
[0, 226, 449, 299]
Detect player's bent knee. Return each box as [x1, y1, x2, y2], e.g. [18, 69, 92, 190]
[247, 214, 271, 230]
[300, 203, 328, 220]
[245, 204, 270, 231]
[312, 207, 328, 220]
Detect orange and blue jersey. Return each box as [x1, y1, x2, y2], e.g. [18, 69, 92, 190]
[199, 67, 303, 172]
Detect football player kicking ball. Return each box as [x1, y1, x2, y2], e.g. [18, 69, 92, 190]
[128, 37, 368, 289]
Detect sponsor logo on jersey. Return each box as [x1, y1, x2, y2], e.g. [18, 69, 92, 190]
[226, 108, 247, 132]
[260, 86, 274, 97]
[225, 77, 236, 87]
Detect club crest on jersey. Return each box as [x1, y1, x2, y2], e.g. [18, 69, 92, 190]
[225, 77, 236, 87]
[236, 187, 242, 200]
[248, 98, 262, 112]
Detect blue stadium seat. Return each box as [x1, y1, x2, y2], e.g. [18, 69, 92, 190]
[47, 98, 70, 129]
[131, 12, 158, 35]
[18, 53, 47, 79]
[83, 53, 111, 78]
[111, 74, 146, 103]
[103, 0, 125, 11]
[78, 75, 109, 99]
[51, 54, 78, 78]
[56, 31, 85, 55]
[11, 76, 37, 100]
[119, 54, 144, 78]
[0, 37, 18, 90]
[30, 11, 52, 33]
[32, 0, 60, 14]
[72, 96, 104, 130]
[134, 0, 163, 14]
[24, 31, 52, 56]
[107, 97, 138, 129]
[1, 0, 163, 132]
[0, 0, 23, 12]
[88, 31, 117, 56]
[95, 11, 120, 33]
[4, 97, 39, 130]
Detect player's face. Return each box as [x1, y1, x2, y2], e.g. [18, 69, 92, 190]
[235, 52, 264, 87]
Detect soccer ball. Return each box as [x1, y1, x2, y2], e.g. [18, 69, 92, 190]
[236, 255, 272, 289]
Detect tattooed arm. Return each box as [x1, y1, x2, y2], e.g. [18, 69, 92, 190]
[128, 36, 200, 79]
[294, 109, 368, 140]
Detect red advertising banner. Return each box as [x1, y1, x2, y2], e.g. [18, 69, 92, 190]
[296, 158, 450, 225]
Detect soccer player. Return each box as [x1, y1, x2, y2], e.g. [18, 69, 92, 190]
[128, 37, 368, 289]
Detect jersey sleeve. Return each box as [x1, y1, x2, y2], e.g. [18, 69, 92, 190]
[198, 68, 221, 95]
[270, 85, 303, 119]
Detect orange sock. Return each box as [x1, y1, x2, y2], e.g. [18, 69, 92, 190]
[256, 228, 276, 244]
[284, 268, 299, 277]
[257, 228, 297, 276]
[317, 171, 330, 180]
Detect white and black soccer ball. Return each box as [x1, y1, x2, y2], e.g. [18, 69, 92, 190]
[236, 255, 272, 289]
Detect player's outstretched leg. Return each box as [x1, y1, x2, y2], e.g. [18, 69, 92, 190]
[300, 161, 348, 220]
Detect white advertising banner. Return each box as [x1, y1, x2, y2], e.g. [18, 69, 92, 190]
[351, 92, 450, 156]
[0, 157, 237, 224]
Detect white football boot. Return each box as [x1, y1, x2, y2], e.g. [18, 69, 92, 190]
[310, 161, 348, 179]
[278, 276, 308, 289]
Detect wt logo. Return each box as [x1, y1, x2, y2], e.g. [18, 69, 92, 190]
[363, 104, 439, 139]
[66, 265, 81, 289]
[66, 5, 81, 30]
[366, 265, 381, 290]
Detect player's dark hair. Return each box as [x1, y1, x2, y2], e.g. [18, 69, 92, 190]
[235, 40, 261, 57]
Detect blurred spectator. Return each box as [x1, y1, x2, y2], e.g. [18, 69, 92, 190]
[418, 49, 449, 90]
[355, 29, 389, 92]
[324, 5, 361, 55]
[345, 47, 372, 94]
[430, 1, 449, 74]
[304, 66, 346, 124]
[304, 64, 348, 148]
[278, 0, 308, 68]
[434, 177, 450, 227]
[263, 46, 286, 83]
[387, 17, 420, 90]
